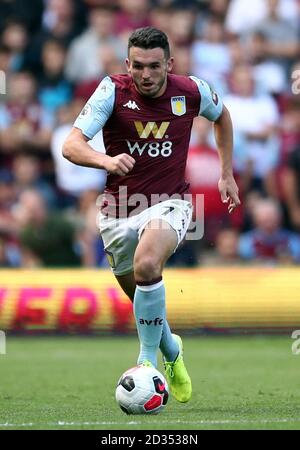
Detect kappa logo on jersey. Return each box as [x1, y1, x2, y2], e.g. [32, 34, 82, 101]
[171, 96, 186, 116]
[134, 121, 170, 139]
[123, 100, 140, 110]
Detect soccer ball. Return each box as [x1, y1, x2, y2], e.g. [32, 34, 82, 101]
[115, 365, 169, 415]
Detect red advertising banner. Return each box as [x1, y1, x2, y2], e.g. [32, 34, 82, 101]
[0, 268, 299, 333]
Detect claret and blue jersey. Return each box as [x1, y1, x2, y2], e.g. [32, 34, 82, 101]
[74, 73, 223, 216]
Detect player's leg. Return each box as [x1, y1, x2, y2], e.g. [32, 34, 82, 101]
[115, 272, 180, 362]
[100, 204, 192, 402]
[115, 272, 136, 300]
[132, 218, 177, 369]
[133, 200, 193, 402]
[99, 213, 178, 362]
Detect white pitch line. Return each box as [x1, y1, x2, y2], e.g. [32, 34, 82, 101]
[0, 418, 300, 428]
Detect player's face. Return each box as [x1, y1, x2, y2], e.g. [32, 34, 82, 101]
[126, 47, 173, 98]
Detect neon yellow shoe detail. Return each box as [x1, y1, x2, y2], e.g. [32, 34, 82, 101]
[163, 334, 192, 403]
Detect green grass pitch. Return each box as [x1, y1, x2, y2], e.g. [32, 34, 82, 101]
[0, 335, 300, 430]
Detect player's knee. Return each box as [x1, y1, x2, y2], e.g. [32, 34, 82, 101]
[134, 255, 162, 282]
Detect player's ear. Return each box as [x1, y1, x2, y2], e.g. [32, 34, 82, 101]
[167, 57, 174, 73]
[125, 58, 130, 73]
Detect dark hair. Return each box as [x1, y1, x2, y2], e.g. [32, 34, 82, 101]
[0, 44, 11, 55]
[128, 27, 170, 59]
[3, 18, 28, 31]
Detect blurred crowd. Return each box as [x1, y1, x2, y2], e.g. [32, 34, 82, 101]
[0, 0, 300, 268]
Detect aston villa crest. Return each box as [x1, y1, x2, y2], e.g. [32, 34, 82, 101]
[171, 96, 186, 116]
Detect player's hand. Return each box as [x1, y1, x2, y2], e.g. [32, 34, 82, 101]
[104, 154, 135, 176]
[218, 174, 241, 214]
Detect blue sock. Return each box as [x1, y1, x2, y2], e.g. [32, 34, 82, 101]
[160, 321, 179, 362]
[134, 279, 165, 367]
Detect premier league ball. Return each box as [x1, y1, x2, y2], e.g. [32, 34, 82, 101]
[115, 365, 169, 415]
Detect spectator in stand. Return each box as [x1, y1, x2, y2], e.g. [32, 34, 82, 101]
[15, 189, 81, 267]
[24, 0, 81, 74]
[207, 0, 229, 20]
[0, 72, 53, 157]
[214, 228, 241, 265]
[73, 43, 126, 100]
[150, 0, 198, 7]
[0, 169, 17, 234]
[0, 238, 13, 267]
[282, 145, 300, 230]
[0, 169, 20, 266]
[0, 0, 299, 269]
[226, 0, 268, 35]
[172, 46, 192, 76]
[239, 198, 300, 264]
[38, 39, 72, 113]
[193, 0, 228, 40]
[0, 0, 43, 34]
[167, 8, 195, 49]
[98, 44, 126, 76]
[150, 6, 172, 37]
[246, 31, 287, 95]
[185, 117, 230, 247]
[274, 64, 300, 206]
[225, 0, 298, 36]
[0, 20, 29, 72]
[84, 0, 118, 6]
[11, 153, 57, 208]
[51, 99, 106, 204]
[65, 6, 126, 83]
[279, 98, 300, 165]
[0, 237, 20, 267]
[69, 189, 108, 267]
[201, 227, 241, 265]
[42, 0, 86, 34]
[224, 64, 280, 197]
[0, 45, 12, 76]
[191, 17, 230, 93]
[253, 0, 299, 76]
[228, 36, 246, 63]
[115, 0, 152, 41]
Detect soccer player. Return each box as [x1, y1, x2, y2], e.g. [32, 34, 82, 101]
[63, 27, 240, 403]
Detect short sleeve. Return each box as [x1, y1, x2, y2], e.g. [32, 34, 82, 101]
[238, 233, 255, 260]
[189, 76, 223, 122]
[289, 234, 300, 263]
[74, 76, 115, 140]
[0, 105, 10, 129]
[40, 108, 55, 130]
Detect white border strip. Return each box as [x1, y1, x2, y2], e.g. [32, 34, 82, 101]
[0, 418, 300, 428]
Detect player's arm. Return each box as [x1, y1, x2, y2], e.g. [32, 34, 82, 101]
[214, 105, 240, 213]
[62, 76, 135, 177]
[190, 76, 240, 213]
[63, 128, 135, 176]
